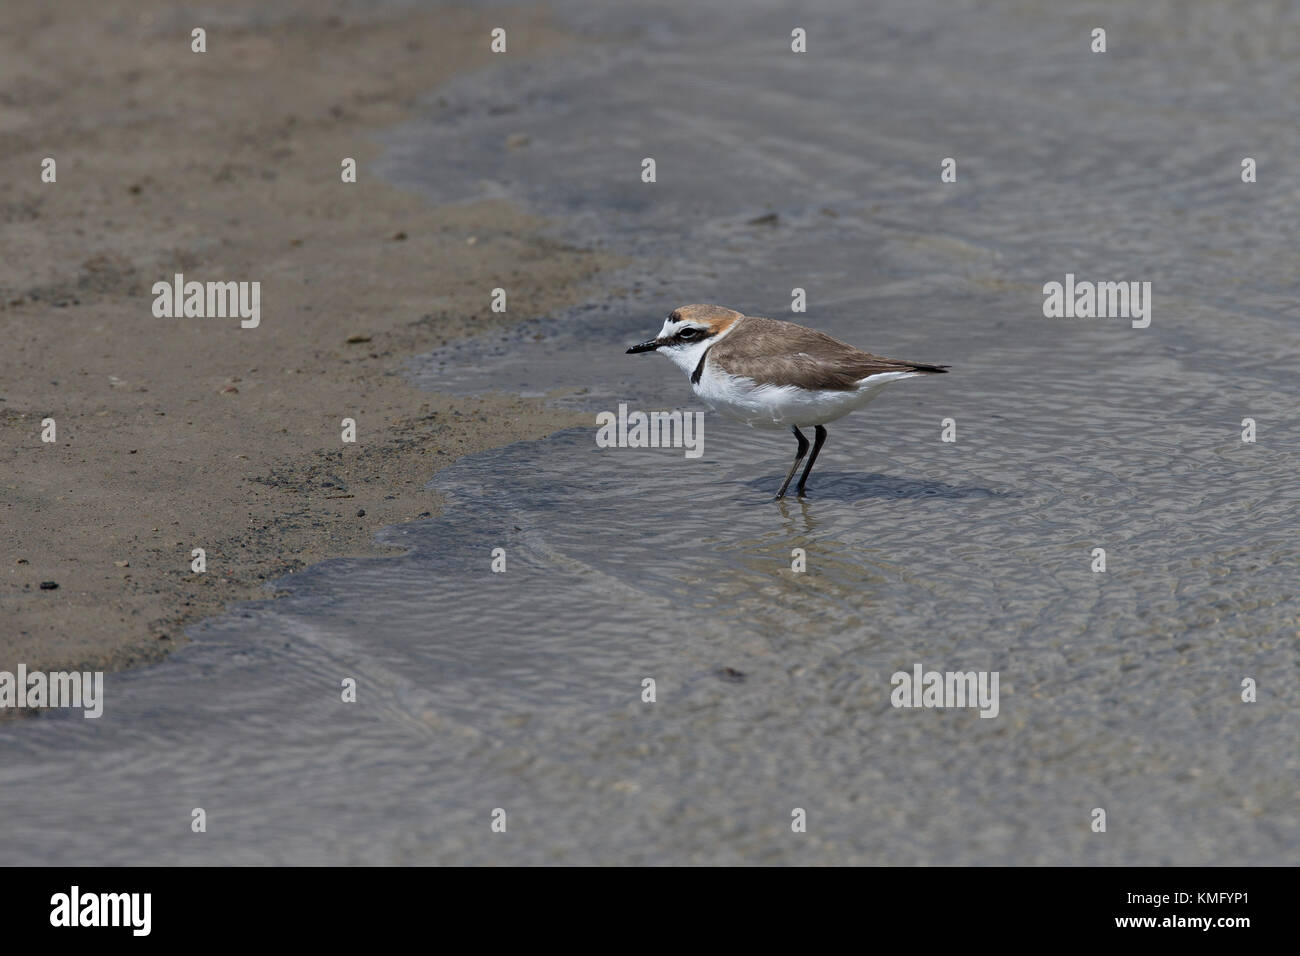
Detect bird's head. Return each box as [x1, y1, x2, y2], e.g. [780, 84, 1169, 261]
[626, 304, 742, 373]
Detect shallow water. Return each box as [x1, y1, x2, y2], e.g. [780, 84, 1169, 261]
[2, 0, 1297, 864]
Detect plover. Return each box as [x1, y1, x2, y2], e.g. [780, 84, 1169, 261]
[627, 304, 948, 498]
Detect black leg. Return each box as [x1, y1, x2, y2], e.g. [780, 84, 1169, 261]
[775, 426, 809, 499]
[796, 425, 827, 496]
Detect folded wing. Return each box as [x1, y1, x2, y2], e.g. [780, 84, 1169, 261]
[710, 316, 949, 391]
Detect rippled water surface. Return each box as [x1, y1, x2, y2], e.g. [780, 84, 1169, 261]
[2, 0, 1296, 864]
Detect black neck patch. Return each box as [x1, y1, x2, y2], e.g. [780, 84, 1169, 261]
[691, 346, 711, 385]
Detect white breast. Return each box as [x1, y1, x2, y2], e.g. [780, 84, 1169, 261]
[693, 365, 918, 428]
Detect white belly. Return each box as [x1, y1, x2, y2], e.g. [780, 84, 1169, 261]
[694, 369, 918, 428]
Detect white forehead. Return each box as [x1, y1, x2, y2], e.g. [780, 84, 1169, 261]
[657, 317, 713, 338]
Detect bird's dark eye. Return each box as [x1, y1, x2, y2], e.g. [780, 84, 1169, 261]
[678, 327, 700, 340]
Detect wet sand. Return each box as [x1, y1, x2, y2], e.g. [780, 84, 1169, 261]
[0, 1, 619, 678]
[1, 0, 1295, 866]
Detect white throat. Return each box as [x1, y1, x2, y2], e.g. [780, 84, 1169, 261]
[658, 318, 740, 378]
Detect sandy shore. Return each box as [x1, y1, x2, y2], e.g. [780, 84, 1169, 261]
[1, 1, 618, 678]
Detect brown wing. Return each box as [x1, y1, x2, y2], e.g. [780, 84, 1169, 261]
[709, 316, 948, 391]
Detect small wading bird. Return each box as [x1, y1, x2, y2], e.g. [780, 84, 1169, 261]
[627, 305, 948, 499]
